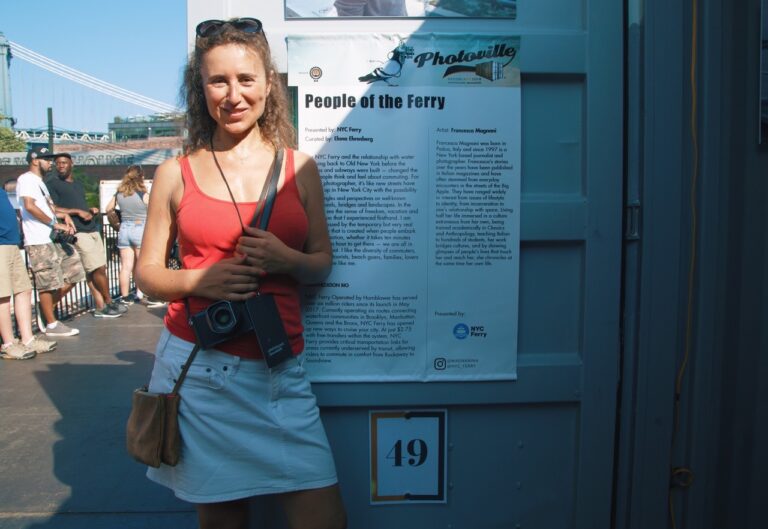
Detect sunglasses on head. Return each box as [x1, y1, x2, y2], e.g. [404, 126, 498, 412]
[195, 17, 263, 39]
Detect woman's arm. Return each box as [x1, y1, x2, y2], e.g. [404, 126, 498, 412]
[237, 151, 333, 284]
[135, 157, 262, 302]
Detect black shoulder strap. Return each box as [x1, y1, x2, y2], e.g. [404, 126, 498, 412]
[250, 149, 283, 231]
[184, 149, 284, 329]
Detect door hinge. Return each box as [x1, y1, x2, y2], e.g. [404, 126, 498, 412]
[624, 201, 641, 241]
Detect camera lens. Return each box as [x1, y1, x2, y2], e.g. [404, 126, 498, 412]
[206, 302, 237, 334]
[214, 309, 232, 326]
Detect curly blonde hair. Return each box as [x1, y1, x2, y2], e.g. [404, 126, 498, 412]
[181, 23, 296, 153]
[117, 165, 147, 196]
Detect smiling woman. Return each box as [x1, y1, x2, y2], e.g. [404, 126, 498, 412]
[134, 18, 346, 529]
[201, 44, 272, 139]
[181, 21, 293, 155]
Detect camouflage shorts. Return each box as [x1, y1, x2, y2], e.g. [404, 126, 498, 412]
[25, 243, 86, 292]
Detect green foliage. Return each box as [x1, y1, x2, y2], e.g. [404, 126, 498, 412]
[0, 127, 26, 152]
[72, 168, 100, 208]
[84, 191, 99, 208]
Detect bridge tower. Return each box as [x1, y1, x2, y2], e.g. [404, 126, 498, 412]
[0, 32, 14, 128]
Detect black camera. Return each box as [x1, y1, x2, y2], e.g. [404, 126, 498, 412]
[50, 229, 78, 256]
[189, 295, 292, 367]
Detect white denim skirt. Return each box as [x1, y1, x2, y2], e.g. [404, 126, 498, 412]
[145, 328, 338, 504]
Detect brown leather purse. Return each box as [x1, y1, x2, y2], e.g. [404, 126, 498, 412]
[125, 344, 199, 467]
[105, 192, 121, 231]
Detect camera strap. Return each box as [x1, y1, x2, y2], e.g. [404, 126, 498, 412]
[185, 147, 285, 334]
[39, 185, 56, 213]
[210, 140, 284, 233]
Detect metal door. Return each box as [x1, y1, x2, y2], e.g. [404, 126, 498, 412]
[309, 1, 625, 527]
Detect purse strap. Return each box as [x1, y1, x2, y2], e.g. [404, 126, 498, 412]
[170, 343, 201, 395]
[108, 191, 118, 212]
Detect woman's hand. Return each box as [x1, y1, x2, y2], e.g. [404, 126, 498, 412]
[236, 226, 293, 276]
[193, 255, 262, 300]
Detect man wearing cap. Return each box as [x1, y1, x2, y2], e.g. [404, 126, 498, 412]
[0, 181, 56, 359]
[48, 153, 125, 318]
[16, 146, 85, 337]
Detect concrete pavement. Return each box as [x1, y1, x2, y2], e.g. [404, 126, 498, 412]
[0, 302, 197, 529]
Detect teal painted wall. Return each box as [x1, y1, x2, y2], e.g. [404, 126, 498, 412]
[616, 1, 768, 528]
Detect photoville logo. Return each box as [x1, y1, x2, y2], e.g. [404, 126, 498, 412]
[412, 43, 517, 82]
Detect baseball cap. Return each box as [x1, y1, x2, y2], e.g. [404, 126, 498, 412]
[26, 145, 57, 163]
[53, 152, 72, 160]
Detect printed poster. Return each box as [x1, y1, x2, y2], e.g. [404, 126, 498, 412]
[288, 33, 520, 381]
[285, 0, 518, 19]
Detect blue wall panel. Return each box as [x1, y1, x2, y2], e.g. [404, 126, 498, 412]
[521, 79, 585, 196]
[313, 1, 623, 525]
[519, 243, 584, 356]
[323, 405, 580, 528]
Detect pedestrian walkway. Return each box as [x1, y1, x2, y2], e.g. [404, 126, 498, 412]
[0, 304, 196, 529]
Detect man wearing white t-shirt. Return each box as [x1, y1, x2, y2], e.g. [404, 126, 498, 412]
[17, 146, 85, 337]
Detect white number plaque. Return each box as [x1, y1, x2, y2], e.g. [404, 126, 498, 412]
[369, 409, 447, 504]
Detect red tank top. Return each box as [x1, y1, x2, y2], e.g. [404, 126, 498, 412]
[164, 149, 308, 358]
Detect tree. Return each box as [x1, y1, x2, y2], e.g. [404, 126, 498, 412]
[73, 168, 100, 208]
[0, 127, 26, 152]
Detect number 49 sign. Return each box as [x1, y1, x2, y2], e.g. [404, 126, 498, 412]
[370, 410, 447, 504]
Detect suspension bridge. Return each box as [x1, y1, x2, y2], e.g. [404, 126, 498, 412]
[0, 32, 184, 169]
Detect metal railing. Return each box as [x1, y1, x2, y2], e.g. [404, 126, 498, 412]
[26, 216, 128, 331]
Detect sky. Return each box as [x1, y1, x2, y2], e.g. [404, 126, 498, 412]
[1, 0, 188, 133]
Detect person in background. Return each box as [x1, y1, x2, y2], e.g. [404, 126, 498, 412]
[16, 146, 83, 337]
[334, 0, 406, 16]
[106, 165, 148, 305]
[48, 153, 126, 318]
[0, 182, 56, 359]
[135, 17, 346, 529]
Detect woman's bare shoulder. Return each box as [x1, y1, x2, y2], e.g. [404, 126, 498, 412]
[149, 155, 186, 209]
[153, 155, 183, 183]
[291, 149, 320, 180]
[289, 149, 324, 207]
